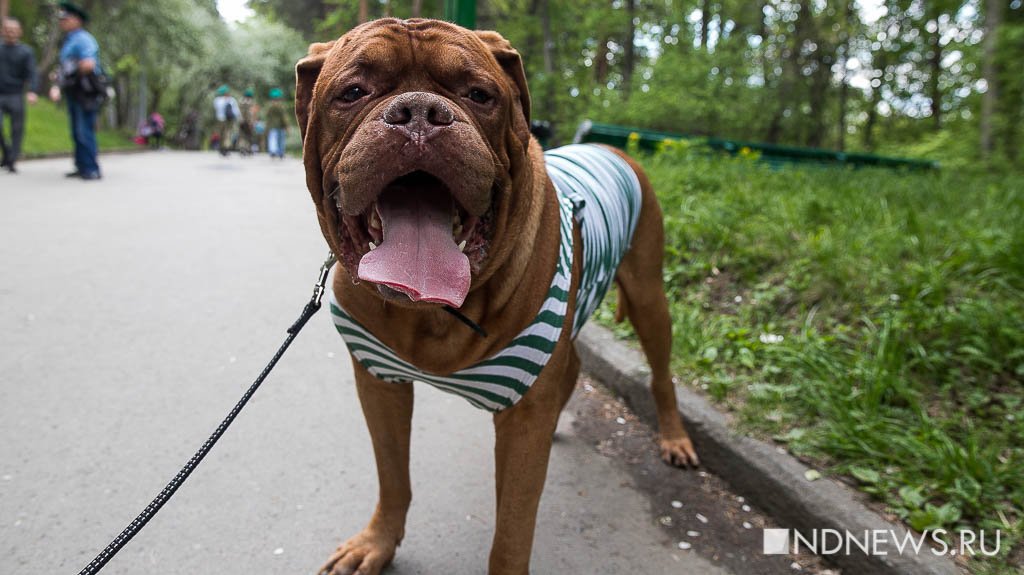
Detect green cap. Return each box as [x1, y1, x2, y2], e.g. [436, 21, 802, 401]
[244, 88, 254, 98]
[269, 88, 284, 99]
[216, 85, 229, 95]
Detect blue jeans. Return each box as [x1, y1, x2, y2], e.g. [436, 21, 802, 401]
[68, 98, 100, 175]
[267, 128, 285, 157]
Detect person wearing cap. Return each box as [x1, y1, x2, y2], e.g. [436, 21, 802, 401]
[237, 87, 257, 156]
[0, 18, 39, 174]
[49, 1, 103, 180]
[264, 88, 289, 159]
[212, 84, 240, 156]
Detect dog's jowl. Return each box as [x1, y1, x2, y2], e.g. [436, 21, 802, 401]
[296, 18, 699, 575]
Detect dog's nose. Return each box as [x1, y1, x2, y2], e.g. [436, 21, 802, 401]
[383, 92, 455, 138]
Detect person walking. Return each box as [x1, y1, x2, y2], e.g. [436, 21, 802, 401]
[264, 88, 288, 159]
[0, 18, 39, 174]
[212, 84, 240, 156]
[237, 88, 256, 155]
[49, 2, 104, 181]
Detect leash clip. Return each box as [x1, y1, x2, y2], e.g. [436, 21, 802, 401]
[312, 252, 336, 307]
[289, 252, 336, 335]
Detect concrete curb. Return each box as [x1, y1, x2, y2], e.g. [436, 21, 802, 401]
[576, 323, 961, 575]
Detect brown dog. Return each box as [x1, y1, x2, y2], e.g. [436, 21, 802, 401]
[296, 18, 699, 575]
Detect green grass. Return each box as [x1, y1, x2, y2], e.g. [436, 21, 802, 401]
[19, 100, 135, 157]
[597, 142, 1024, 573]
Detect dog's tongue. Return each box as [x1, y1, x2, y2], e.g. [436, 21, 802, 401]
[358, 185, 470, 308]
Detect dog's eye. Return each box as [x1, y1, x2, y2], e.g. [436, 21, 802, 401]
[467, 88, 492, 104]
[339, 86, 368, 103]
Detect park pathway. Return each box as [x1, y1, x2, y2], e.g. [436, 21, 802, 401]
[0, 152, 808, 574]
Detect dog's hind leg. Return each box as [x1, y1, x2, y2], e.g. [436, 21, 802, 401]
[612, 154, 699, 468]
[320, 363, 413, 575]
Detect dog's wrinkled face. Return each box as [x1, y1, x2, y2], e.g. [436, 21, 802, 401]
[296, 19, 532, 309]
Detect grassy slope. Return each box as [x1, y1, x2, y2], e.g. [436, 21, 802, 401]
[598, 145, 1023, 573]
[19, 100, 135, 157]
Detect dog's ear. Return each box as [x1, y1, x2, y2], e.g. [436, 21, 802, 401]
[295, 41, 336, 143]
[474, 31, 531, 128]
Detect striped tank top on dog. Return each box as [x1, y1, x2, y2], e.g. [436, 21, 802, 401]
[545, 144, 643, 337]
[330, 144, 642, 412]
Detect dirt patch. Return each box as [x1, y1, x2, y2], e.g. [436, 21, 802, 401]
[565, 375, 839, 575]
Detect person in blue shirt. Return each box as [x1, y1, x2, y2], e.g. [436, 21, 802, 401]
[48, 2, 103, 181]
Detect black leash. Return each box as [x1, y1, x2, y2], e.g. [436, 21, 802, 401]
[76, 253, 336, 575]
[443, 305, 488, 337]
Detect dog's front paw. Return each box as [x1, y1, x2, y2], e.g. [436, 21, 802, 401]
[318, 529, 398, 575]
[660, 436, 700, 468]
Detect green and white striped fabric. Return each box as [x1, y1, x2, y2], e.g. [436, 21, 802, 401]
[329, 144, 640, 412]
[545, 144, 642, 337]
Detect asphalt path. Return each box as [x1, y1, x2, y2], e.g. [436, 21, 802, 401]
[0, 152, 748, 575]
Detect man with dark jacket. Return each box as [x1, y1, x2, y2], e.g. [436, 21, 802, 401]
[0, 18, 39, 174]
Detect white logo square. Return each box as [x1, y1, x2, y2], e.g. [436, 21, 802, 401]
[763, 528, 790, 555]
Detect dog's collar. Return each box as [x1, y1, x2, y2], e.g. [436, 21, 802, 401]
[442, 305, 488, 337]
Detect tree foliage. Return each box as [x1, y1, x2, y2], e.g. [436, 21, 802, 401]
[10, 0, 1023, 167]
[252, 0, 1023, 167]
[11, 0, 307, 139]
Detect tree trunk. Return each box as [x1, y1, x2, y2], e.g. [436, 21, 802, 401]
[836, 0, 855, 151]
[540, 0, 555, 116]
[765, 69, 790, 143]
[595, 0, 614, 85]
[979, 0, 1002, 157]
[359, 0, 369, 23]
[700, 0, 711, 50]
[863, 56, 888, 151]
[623, 0, 635, 98]
[37, 24, 63, 91]
[116, 76, 131, 130]
[151, 87, 163, 118]
[523, 0, 542, 68]
[541, 0, 553, 77]
[927, 5, 943, 130]
[806, 18, 830, 148]
[412, 0, 422, 18]
[838, 44, 849, 151]
[766, 1, 804, 144]
[757, 0, 773, 137]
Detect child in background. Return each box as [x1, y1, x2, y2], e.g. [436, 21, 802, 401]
[145, 112, 164, 148]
